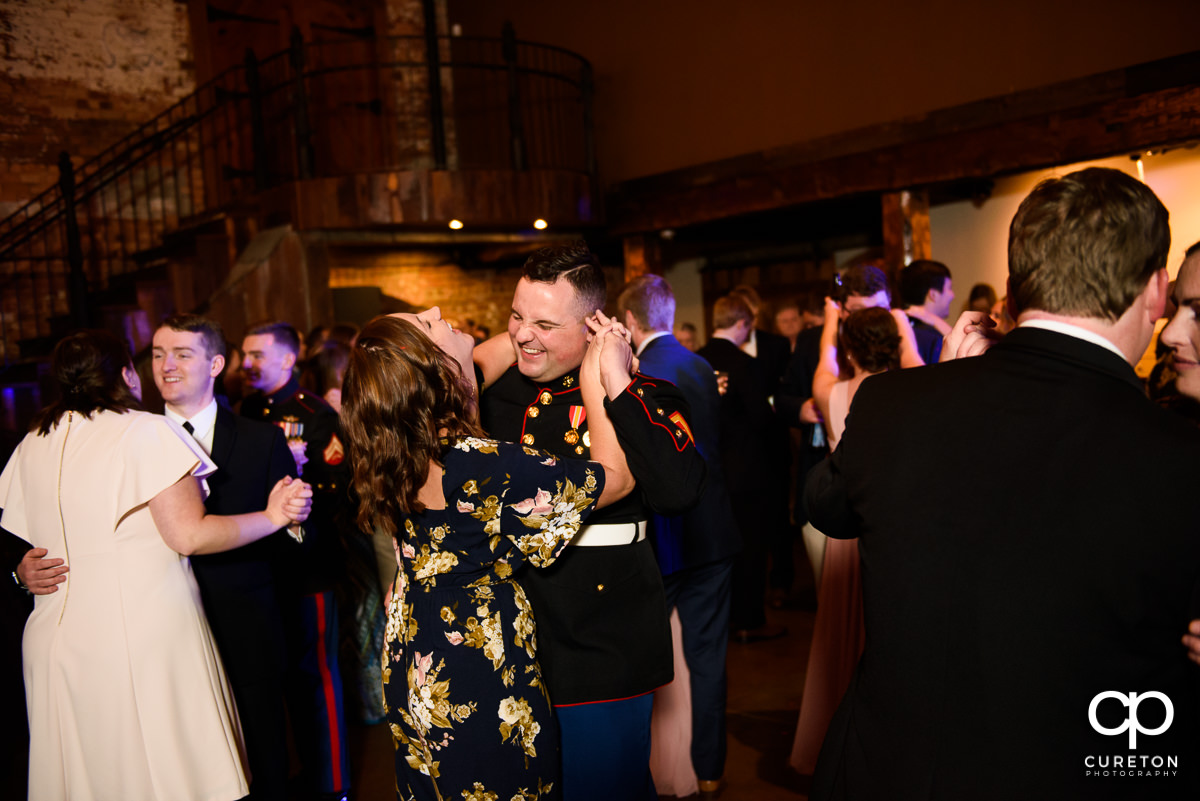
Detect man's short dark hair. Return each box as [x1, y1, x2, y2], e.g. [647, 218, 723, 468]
[617, 274, 676, 333]
[160, 313, 227, 361]
[1008, 167, 1170, 320]
[246, 321, 301, 355]
[898, 260, 952, 308]
[835, 264, 891, 305]
[522, 241, 606, 319]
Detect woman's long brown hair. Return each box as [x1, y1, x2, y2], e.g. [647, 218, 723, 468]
[340, 316, 483, 539]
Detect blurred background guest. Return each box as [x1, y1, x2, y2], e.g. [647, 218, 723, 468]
[966, 282, 998, 314]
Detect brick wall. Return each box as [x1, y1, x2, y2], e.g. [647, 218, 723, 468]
[0, 0, 194, 217]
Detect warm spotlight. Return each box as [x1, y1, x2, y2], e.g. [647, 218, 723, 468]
[533, 219, 548, 230]
[449, 219, 463, 230]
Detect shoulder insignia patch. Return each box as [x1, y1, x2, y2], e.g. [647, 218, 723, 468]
[667, 411, 693, 446]
[323, 433, 345, 465]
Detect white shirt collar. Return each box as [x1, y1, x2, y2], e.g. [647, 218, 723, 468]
[164, 398, 219, 455]
[636, 330, 670, 357]
[1018, 319, 1126, 361]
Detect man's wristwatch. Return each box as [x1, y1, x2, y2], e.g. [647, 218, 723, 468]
[12, 569, 31, 594]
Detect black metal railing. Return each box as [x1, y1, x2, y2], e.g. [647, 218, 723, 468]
[0, 25, 594, 364]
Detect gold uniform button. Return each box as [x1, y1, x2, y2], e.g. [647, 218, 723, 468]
[575, 445, 585, 455]
[596, 583, 605, 592]
[636, 388, 644, 396]
[539, 391, 553, 405]
[675, 429, 683, 437]
[522, 433, 535, 445]
[527, 407, 540, 418]
[656, 408, 664, 415]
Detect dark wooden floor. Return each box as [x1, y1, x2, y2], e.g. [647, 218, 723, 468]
[3, 541, 821, 801]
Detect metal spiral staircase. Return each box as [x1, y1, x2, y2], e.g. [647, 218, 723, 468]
[0, 23, 595, 365]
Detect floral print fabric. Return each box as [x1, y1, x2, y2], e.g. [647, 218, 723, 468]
[384, 437, 603, 801]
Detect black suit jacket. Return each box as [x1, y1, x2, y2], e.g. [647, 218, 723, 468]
[638, 334, 741, 572]
[806, 327, 1200, 800]
[190, 405, 296, 685]
[752, 327, 791, 391]
[696, 338, 775, 497]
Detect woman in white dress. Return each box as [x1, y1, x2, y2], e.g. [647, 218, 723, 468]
[1, 330, 312, 801]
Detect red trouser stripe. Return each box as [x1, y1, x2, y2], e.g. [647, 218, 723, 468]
[314, 592, 343, 790]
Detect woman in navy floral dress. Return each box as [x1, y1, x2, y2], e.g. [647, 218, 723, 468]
[341, 312, 633, 801]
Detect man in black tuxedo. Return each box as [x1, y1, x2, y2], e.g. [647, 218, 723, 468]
[153, 314, 296, 801]
[729, 286, 793, 597]
[697, 295, 782, 642]
[807, 167, 1200, 799]
[619, 275, 742, 797]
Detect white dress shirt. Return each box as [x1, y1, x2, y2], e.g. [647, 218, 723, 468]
[164, 398, 219, 455]
[1018, 319, 1127, 362]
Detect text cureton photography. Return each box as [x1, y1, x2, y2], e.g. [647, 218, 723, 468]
[1085, 691, 1179, 780]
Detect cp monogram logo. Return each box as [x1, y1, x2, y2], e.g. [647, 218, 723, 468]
[1088, 691, 1174, 749]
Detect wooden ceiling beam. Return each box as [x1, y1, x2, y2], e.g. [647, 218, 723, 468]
[607, 50, 1200, 236]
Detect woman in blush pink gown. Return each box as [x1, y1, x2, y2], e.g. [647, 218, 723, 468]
[790, 302, 921, 774]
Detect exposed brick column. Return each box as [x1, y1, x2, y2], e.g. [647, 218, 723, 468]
[881, 189, 931, 283]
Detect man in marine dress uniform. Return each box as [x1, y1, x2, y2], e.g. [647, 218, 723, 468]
[241, 321, 350, 801]
[475, 242, 706, 801]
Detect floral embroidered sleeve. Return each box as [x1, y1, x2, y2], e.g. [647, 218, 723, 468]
[494, 442, 604, 567]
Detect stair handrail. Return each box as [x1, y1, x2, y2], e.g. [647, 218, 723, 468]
[0, 29, 595, 366]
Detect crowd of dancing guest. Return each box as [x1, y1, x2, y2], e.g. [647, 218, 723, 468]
[10, 179, 1200, 801]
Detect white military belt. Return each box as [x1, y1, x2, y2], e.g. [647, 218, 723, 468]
[572, 520, 647, 547]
